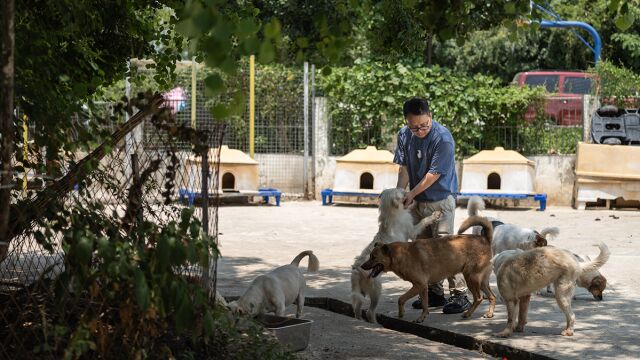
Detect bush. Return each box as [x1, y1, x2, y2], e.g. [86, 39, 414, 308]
[318, 61, 546, 156]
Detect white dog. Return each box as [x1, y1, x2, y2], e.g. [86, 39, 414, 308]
[228, 250, 319, 318]
[492, 243, 610, 337]
[492, 223, 559, 255]
[351, 188, 441, 323]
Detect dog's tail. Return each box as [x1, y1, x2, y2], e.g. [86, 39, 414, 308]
[291, 250, 320, 273]
[457, 216, 493, 241]
[540, 227, 560, 239]
[467, 196, 484, 217]
[579, 243, 610, 275]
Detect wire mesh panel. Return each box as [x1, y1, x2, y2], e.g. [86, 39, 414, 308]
[0, 97, 225, 359]
[468, 95, 585, 156]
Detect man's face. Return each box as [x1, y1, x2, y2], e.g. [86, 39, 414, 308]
[406, 113, 432, 138]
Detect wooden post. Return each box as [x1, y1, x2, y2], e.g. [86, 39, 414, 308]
[0, 0, 16, 259]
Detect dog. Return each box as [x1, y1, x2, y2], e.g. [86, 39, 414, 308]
[351, 188, 442, 323]
[492, 223, 559, 255]
[360, 215, 497, 323]
[228, 250, 319, 318]
[492, 243, 610, 337]
[545, 252, 608, 301]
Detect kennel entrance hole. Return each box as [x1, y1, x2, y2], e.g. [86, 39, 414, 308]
[487, 172, 501, 190]
[359, 172, 374, 189]
[222, 172, 236, 191]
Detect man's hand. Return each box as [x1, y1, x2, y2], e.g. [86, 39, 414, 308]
[403, 191, 415, 209]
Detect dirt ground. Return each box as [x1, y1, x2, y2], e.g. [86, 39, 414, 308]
[216, 200, 640, 358]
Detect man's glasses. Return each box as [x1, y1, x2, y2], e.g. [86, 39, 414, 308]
[408, 123, 431, 133]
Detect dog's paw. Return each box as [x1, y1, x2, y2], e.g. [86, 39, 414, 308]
[515, 325, 525, 332]
[561, 329, 574, 336]
[496, 330, 513, 338]
[413, 317, 425, 323]
[482, 312, 494, 319]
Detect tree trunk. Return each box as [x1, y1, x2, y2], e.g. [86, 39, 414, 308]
[424, 34, 433, 66]
[0, 0, 16, 260]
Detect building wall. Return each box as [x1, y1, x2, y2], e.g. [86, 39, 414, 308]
[531, 155, 576, 206]
[255, 153, 306, 195]
[253, 153, 576, 206]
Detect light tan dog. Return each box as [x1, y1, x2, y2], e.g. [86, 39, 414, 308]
[545, 252, 608, 301]
[351, 188, 442, 323]
[492, 243, 610, 337]
[361, 216, 496, 323]
[228, 250, 319, 318]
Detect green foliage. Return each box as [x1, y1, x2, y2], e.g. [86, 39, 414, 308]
[592, 60, 640, 106]
[27, 198, 295, 359]
[428, 1, 640, 83]
[318, 62, 546, 156]
[14, 1, 185, 163]
[365, 0, 532, 64]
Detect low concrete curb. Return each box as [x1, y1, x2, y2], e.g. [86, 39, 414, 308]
[305, 297, 555, 360]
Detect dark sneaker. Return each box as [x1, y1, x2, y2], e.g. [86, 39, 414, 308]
[411, 291, 446, 309]
[442, 294, 472, 314]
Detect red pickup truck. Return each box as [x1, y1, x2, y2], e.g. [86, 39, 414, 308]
[512, 71, 595, 126]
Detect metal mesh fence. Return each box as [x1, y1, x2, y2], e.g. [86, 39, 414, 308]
[328, 95, 586, 157]
[0, 98, 225, 359]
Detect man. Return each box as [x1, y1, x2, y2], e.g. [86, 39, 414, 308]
[393, 97, 471, 314]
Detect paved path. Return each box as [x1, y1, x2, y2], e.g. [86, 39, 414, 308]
[217, 201, 640, 359]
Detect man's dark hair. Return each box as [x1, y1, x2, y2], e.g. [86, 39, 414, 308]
[403, 97, 431, 118]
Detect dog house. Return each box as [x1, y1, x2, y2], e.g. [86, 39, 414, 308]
[459, 147, 546, 210]
[460, 147, 535, 194]
[180, 145, 281, 206]
[180, 145, 258, 192]
[322, 146, 399, 205]
[333, 146, 399, 192]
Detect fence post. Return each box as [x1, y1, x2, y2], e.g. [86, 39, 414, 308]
[303, 62, 309, 199]
[313, 97, 329, 199]
[310, 64, 316, 199]
[201, 149, 211, 292]
[583, 94, 599, 143]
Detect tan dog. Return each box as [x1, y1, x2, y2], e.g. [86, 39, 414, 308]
[492, 243, 610, 337]
[228, 250, 319, 318]
[361, 216, 496, 323]
[351, 188, 442, 323]
[546, 252, 608, 300]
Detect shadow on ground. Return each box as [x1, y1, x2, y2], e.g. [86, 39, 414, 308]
[218, 255, 640, 359]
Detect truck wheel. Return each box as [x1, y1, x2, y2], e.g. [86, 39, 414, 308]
[602, 137, 622, 145]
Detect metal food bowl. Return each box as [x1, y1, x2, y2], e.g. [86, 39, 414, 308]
[256, 314, 313, 352]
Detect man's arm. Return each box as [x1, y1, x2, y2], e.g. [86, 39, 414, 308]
[397, 165, 410, 189]
[403, 172, 441, 208]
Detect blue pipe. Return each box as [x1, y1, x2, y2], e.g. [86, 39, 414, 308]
[539, 20, 602, 64]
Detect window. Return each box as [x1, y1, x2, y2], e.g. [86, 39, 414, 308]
[563, 77, 592, 95]
[360, 172, 374, 189]
[487, 173, 501, 190]
[524, 75, 559, 93]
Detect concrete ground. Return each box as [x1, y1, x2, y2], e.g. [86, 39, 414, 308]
[216, 200, 640, 359]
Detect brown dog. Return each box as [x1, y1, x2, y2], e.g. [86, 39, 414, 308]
[361, 216, 496, 323]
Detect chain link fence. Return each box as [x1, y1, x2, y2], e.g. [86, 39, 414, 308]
[327, 95, 588, 157]
[0, 97, 225, 358]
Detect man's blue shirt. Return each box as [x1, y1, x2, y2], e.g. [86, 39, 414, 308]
[393, 120, 458, 202]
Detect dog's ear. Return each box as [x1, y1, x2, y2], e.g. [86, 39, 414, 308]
[381, 244, 392, 256]
[373, 241, 384, 248]
[535, 234, 547, 247]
